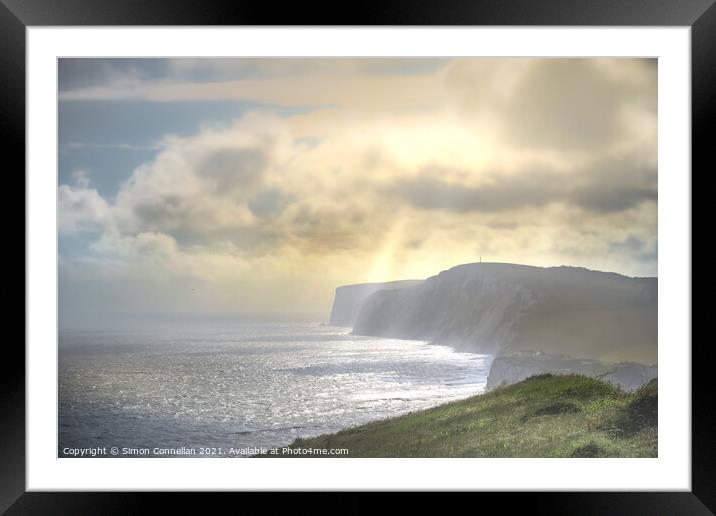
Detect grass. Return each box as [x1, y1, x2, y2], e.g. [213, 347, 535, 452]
[267, 374, 657, 458]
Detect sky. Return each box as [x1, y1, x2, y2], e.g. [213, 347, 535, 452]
[58, 58, 657, 323]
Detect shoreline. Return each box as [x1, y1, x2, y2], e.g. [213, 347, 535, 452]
[261, 374, 658, 458]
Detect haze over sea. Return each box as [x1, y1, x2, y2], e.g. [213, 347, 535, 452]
[59, 316, 491, 457]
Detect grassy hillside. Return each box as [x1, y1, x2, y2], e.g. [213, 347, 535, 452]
[273, 374, 657, 458]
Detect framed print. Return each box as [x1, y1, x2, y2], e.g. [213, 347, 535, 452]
[7, 0, 711, 512]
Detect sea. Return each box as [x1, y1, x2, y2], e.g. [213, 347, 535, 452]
[58, 319, 492, 457]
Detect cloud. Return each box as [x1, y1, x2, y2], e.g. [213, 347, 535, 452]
[61, 142, 161, 151]
[568, 155, 657, 212]
[59, 58, 172, 91]
[389, 153, 656, 214]
[198, 148, 268, 193]
[248, 188, 293, 219]
[506, 59, 655, 151]
[59, 108, 657, 272]
[106, 112, 294, 239]
[389, 166, 557, 213]
[91, 230, 179, 260]
[609, 235, 658, 263]
[59, 58, 450, 93]
[444, 58, 656, 153]
[71, 169, 90, 188]
[58, 74, 445, 114]
[58, 183, 111, 233]
[58, 59, 658, 318]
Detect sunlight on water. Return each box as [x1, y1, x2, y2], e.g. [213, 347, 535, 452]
[59, 322, 492, 457]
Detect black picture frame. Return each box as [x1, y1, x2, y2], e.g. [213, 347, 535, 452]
[6, 0, 710, 512]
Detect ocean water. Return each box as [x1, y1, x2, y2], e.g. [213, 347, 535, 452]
[59, 321, 492, 457]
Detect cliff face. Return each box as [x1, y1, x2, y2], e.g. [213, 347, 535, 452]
[328, 280, 424, 326]
[352, 263, 657, 365]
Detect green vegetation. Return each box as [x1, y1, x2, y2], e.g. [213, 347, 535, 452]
[273, 374, 657, 458]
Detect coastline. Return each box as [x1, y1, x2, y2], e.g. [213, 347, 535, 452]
[262, 374, 658, 458]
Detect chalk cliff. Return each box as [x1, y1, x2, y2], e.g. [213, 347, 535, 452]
[351, 263, 657, 366]
[328, 280, 424, 326]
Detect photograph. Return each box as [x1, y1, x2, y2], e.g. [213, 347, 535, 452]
[57, 56, 659, 459]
